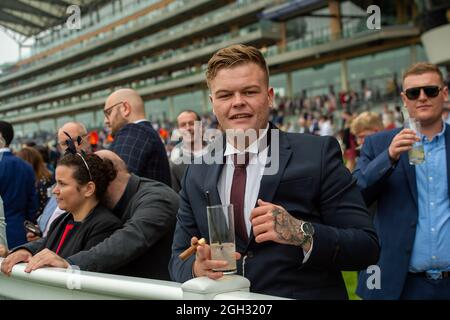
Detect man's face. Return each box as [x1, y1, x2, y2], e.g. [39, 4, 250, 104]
[177, 112, 198, 144]
[209, 63, 273, 135]
[103, 100, 127, 135]
[57, 127, 89, 153]
[401, 72, 448, 127]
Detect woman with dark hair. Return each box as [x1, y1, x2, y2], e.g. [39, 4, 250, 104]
[1, 153, 122, 272]
[17, 147, 55, 218]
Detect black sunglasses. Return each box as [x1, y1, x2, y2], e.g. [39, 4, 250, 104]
[404, 86, 442, 100]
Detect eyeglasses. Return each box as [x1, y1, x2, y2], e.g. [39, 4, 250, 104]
[103, 101, 124, 118]
[404, 86, 442, 100]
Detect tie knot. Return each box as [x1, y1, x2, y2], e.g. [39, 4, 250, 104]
[232, 153, 249, 168]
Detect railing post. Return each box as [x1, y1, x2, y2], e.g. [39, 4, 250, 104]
[181, 275, 250, 300]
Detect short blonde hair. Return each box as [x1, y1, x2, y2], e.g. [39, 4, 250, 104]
[351, 112, 384, 135]
[206, 44, 269, 87]
[402, 62, 445, 86]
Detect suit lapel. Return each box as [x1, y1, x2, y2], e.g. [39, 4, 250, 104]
[445, 124, 450, 199]
[257, 129, 292, 203]
[400, 144, 418, 206]
[203, 136, 225, 206]
[246, 129, 292, 246]
[204, 163, 223, 206]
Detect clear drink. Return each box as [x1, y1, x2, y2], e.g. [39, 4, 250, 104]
[408, 144, 425, 165]
[210, 242, 237, 274]
[405, 118, 425, 165]
[207, 204, 237, 274]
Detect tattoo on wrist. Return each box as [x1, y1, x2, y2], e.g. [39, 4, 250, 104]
[272, 208, 304, 246]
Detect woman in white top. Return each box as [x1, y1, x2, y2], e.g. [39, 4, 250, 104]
[0, 195, 8, 257]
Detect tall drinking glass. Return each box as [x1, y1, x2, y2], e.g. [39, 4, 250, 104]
[206, 204, 237, 274]
[406, 118, 425, 165]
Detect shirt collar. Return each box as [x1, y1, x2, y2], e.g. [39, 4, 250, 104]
[224, 124, 269, 157]
[423, 121, 446, 143]
[134, 119, 148, 124]
[0, 148, 11, 153]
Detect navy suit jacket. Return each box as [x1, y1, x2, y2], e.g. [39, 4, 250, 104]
[353, 124, 450, 299]
[0, 151, 38, 248]
[110, 121, 171, 186]
[169, 128, 379, 299]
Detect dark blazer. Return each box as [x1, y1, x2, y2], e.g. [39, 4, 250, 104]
[0, 151, 38, 248]
[169, 127, 379, 299]
[64, 174, 179, 280]
[110, 121, 171, 186]
[19, 205, 122, 258]
[354, 124, 450, 299]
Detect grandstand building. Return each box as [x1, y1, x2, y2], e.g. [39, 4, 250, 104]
[0, 0, 449, 139]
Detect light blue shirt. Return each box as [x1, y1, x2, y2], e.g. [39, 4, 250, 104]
[409, 123, 450, 275]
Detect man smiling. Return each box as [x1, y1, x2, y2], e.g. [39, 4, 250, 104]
[170, 44, 379, 299]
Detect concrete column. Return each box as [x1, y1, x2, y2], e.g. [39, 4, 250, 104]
[202, 89, 209, 114]
[169, 96, 175, 121]
[410, 45, 417, 64]
[278, 22, 287, 53]
[286, 72, 293, 98]
[328, 0, 342, 40]
[92, 110, 98, 128]
[340, 59, 349, 92]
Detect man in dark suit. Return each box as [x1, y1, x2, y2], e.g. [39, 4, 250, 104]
[0, 121, 38, 249]
[354, 63, 450, 300]
[169, 44, 379, 299]
[103, 88, 171, 186]
[2, 150, 178, 280]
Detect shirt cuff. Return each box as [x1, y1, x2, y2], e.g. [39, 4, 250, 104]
[302, 239, 314, 263]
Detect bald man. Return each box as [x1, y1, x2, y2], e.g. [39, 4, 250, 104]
[5, 150, 179, 280]
[57, 121, 89, 154]
[103, 89, 171, 186]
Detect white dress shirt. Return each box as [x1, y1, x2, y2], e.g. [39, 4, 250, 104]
[218, 126, 269, 236]
[217, 124, 312, 262]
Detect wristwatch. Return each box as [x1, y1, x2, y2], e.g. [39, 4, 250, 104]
[299, 221, 314, 246]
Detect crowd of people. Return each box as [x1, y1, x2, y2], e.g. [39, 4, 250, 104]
[1, 44, 449, 300]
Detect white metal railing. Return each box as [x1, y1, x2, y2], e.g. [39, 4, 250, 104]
[0, 258, 288, 300]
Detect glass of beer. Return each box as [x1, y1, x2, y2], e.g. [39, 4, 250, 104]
[406, 118, 425, 165]
[206, 204, 237, 274]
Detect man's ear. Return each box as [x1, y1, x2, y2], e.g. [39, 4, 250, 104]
[122, 101, 132, 117]
[268, 87, 274, 108]
[210, 95, 217, 116]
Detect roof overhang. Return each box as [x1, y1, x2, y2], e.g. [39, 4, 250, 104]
[0, 0, 110, 38]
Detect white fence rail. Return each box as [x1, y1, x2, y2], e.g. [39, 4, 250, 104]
[0, 258, 288, 300]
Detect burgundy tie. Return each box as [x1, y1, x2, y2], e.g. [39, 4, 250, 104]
[230, 153, 249, 242]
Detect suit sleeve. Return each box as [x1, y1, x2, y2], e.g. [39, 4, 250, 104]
[66, 188, 178, 272]
[109, 125, 150, 176]
[169, 165, 198, 282]
[352, 134, 396, 206]
[25, 167, 39, 223]
[304, 136, 380, 270]
[12, 237, 46, 255]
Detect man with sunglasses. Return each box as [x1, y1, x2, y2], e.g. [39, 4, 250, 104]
[103, 88, 171, 186]
[354, 62, 450, 299]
